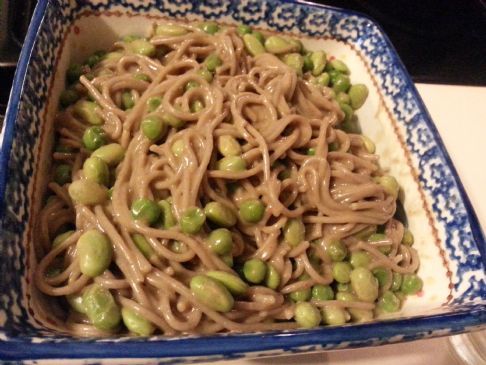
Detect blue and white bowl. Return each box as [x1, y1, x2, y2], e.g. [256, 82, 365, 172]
[0, 0, 485, 363]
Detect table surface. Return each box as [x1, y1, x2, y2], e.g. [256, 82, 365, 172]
[197, 83, 486, 365]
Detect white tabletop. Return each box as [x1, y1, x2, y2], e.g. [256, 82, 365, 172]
[198, 84, 486, 365]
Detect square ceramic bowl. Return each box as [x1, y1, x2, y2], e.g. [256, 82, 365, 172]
[1, 0, 485, 363]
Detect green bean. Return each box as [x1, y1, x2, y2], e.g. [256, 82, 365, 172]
[243, 34, 265, 56]
[190, 100, 204, 113]
[67, 292, 86, 314]
[170, 240, 187, 254]
[329, 59, 350, 74]
[311, 284, 334, 301]
[374, 175, 399, 200]
[402, 229, 414, 246]
[332, 262, 352, 284]
[310, 51, 327, 76]
[336, 92, 350, 105]
[185, 80, 199, 91]
[322, 306, 348, 325]
[243, 258, 267, 284]
[131, 198, 162, 226]
[265, 264, 280, 290]
[264, 36, 294, 54]
[283, 53, 304, 75]
[350, 250, 371, 268]
[54, 164, 72, 185]
[60, 89, 80, 108]
[121, 91, 135, 110]
[77, 230, 113, 277]
[207, 228, 233, 255]
[180, 207, 206, 234]
[131, 233, 155, 259]
[134, 73, 151, 82]
[294, 302, 321, 328]
[83, 284, 121, 331]
[324, 240, 347, 262]
[83, 156, 109, 186]
[391, 272, 403, 292]
[122, 307, 155, 336]
[204, 53, 222, 72]
[400, 274, 423, 295]
[316, 72, 330, 86]
[190, 275, 234, 313]
[141, 115, 168, 142]
[339, 102, 354, 123]
[155, 24, 188, 36]
[206, 270, 248, 296]
[197, 68, 213, 83]
[158, 199, 177, 228]
[238, 199, 265, 223]
[283, 218, 305, 247]
[68, 179, 108, 205]
[332, 74, 351, 93]
[237, 24, 252, 36]
[217, 135, 241, 157]
[361, 135, 375, 154]
[147, 96, 162, 112]
[66, 63, 84, 84]
[204, 202, 237, 228]
[92, 143, 125, 166]
[199, 21, 219, 34]
[350, 267, 379, 302]
[377, 291, 401, 313]
[52, 230, 74, 248]
[83, 126, 106, 151]
[372, 267, 390, 288]
[289, 274, 312, 302]
[217, 156, 247, 172]
[348, 84, 369, 110]
[252, 31, 265, 44]
[74, 100, 103, 125]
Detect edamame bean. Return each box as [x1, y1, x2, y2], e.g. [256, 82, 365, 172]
[287, 38, 303, 53]
[92, 143, 125, 166]
[243, 34, 265, 56]
[311, 284, 334, 301]
[372, 267, 390, 288]
[122, 307, 155, 336]
[294, 302, 321, 328]
[303, 54, 313, 72]
[204, 54, 222, 72]
[367, 233, 392, 255]
[332, 262, 352, 284]
[190, 275, 234, 313]
[66, 63, 84, 84]
[161, 112, 185, 129]
[207, 228, 233, 255]
[155, 24, 188, 36]
[336, 92, 350, 105]
[337, 283, 351, 293]
[307, 147, 316, 156]
[329, 59, 350, 74]
[237, 24, 252, 36]
[348, 84, 369, 110]
[83, 156, 109, 186]
[206, 270, 248, 296]
[283, 218, 305, 247]
[141, 116, 167, 142]
[158, 199, 176, 228]
[131, 198, 161, 226]
[332, 74, 351, 93]
[147, 96, 162, 112]
[336, 292, 356, 302]
[221, 253, 234, 267]
[289, 274, 312, 302]
[121, 91, 135, 110]
[324, 240, 347, 262]
[185, 80, 199, 91]
[83, 284, 121, 330]
[361, 135, 375, 154]
[123, 35, 141, 43]
[60, 89, 80, 108]
[316, 72, 330, 86]
[339, 102, 354, 123]
[265, 263, 280, 289]
[350, 267, 379, 302]
[322, 305, 348, 325]
[77, 230, 113, 277]
[243, 258, 267, 284]
[310, 51, 327, 76]
[197, 68, 213, 83]
[252, 31, 265, 44]
[350, 250, 371, 268]
[180, 207, 206, 234]
[402, 229, 414, 246]
[217, 135, 241, 157]
[239, 199, 265, 223]
[348, 308, 373, 323]
[104, 52, 123, 62]
[264, 36, 294, 54]
[283, 53, 304, 75]
[83, 126, 106, 151]
[190, 100, 204, 113]
[52, 230, 74, 248]
[131, 233, 155, 259]
[67, 292, 86, 314]
[400, 274, 423, 295]
[171, 139, 185, 157]
[377, 291, 401, 313]
[217, 156, 247, 172]
[54, 164, 72, 185]
[68, 179, 108, 205]
[74, 100, 103, 125]
[391, 272, 403, 292]
[204, 202, 237, 228]
[170, 240, 187, 253]
[199, 21, 219, 34]
[134, 73, 150, 82]
[374, 175, 399, 200]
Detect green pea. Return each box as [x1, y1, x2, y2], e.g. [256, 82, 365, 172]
[294, 302, 321, 328]
[221, 253, 234, 267]
[324, 240, 347, 262]
[310, 51, 327, 76]
[283, 218, 305, 247]
[217, 156, 247, 172]
[83, 284, 121, 331]
[264, 36, 294, 54]
[147, 96, 162, 112]
[243, 33, 265, 56]
[54, 164, 72, 185]
[307, 147, 316, 156]
[243, 258, 267, 284]
[400, 274, 423, 295]
[252, 31, 265, 44]
[129, 39, 156, 57]
[68, 179, 108, 205]
[121, 91, 135, 110]
[237, 24, 252, 36]
[238, 199, 265, 223]
[60, 89, 80, 108]
[265, 264, 280, 290]
[217, 135, 241, 157]
[375, 175, 400, 200]
[372, 267, 390, 288]
[204, 53, 222, 72]
[190, 275, 234, 313]
[77, 230, 113, 277]
[199, 21, 219, 34]
[332, 262, 352, 284]
[197, 68, 213, 83]
[402, 229, 414, 246]
[67, 292, 86, 313]
[170, 240, 187, 254]
[83, 156, 109, 186]
[361, 135, 376, 154]
[155, 24, 188, 36]
[134, 73, 151, 82]
[207, 228, 233, 255]
[171, 139, 185, 157]
[52, 230, 74, 248]
[283, 53, 304, 75]
[161, 112, 185, 129]
[158, 199, 177, 228]
[92, 143, 125, 166]
[204, 202, 237, 228]
[336, 92, 350, 105]
[339, 102, 354, 123]
[131, 198, 162, 226]
[391, 272, 403, 292]
[337, 283, 351, 293]
[180, 207, 206, 234]
[332, 74, 351, 93]
[322, 306, 348, 325]
[350, 250, 371, 268]
[121, 307, 155, 336]
[206, 270, 248, 296]
[377, 291, 401, 313]
[132, 233, 155, 259]
[329, 59, 350, 74]
[66, 63, 84, 84]
[185, 80, 199, 91]
[83, 126, 106, 151]
[350, 267, 379, 303]
[141, 115, 168, 142]
[74, 100, 103, 125]
[311, 284, 334, 301]
[316, 72, 330, 86]
[348, 84, 369, 110]
[190, 100, 204, 113]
